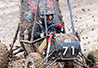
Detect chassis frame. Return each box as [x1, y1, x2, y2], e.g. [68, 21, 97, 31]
[7, 0, 93, 68]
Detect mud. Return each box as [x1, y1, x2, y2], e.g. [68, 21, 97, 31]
[8, 59, 25, 68]
[24, 53, 44, 68]
[55, 33, 77, 42]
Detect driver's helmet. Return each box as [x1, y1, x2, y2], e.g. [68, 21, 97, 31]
[39, 7, 55, 24]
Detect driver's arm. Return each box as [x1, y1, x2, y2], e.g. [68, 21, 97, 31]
[33, 23, 46, 40]
[33, 24, 41, 40]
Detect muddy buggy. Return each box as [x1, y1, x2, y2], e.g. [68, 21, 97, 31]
[0, 0, 98, 68]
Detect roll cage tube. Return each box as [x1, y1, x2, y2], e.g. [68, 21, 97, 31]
[42, 0, 48, 35]
[67, 0, 76, 34]
[32, 0, 39, 41]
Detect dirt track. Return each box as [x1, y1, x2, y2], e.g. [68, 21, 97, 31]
[0, 0, 20, 49]
[0, 0, 98, 53]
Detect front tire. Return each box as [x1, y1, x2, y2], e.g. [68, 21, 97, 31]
[86, 50, 98, 68]
[0, 43, 8, 68]
[25, 53, 44, 68]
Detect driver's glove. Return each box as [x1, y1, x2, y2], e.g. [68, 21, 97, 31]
[56, 23, 65, 33]
[56, 23, 61, 29]
[40, 32, 50, 38]
[40, 33, 45, 38]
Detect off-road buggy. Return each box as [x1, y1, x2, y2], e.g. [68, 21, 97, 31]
[0, 0, 98, 68]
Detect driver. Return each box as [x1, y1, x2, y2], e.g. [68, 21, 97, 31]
[33, 7, 65, 40]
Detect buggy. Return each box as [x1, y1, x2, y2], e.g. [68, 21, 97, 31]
[0, 0, 97, 68]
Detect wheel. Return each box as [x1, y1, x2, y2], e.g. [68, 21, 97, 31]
[0, 43, 8, 68]
[25, 53, 44, 68]
[8, 59, 25, 68]
[86, 50, 98, 68]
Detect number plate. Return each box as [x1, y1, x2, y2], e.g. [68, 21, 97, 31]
[63, 46, 75, 55]
[60, 41, 81, 58]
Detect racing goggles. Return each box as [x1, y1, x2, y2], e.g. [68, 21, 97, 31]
[40, 15, 53, 20]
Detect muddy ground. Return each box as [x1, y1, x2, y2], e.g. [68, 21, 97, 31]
[0, 0, 98, 68]
[0, 0, 98, 51]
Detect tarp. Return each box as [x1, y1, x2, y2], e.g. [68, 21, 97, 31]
[28, 0, 55, 14]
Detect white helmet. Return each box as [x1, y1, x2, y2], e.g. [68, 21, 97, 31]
[39, 7, 55, 15]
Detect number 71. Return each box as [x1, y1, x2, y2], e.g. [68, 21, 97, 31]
[63, 46, 74, 55]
